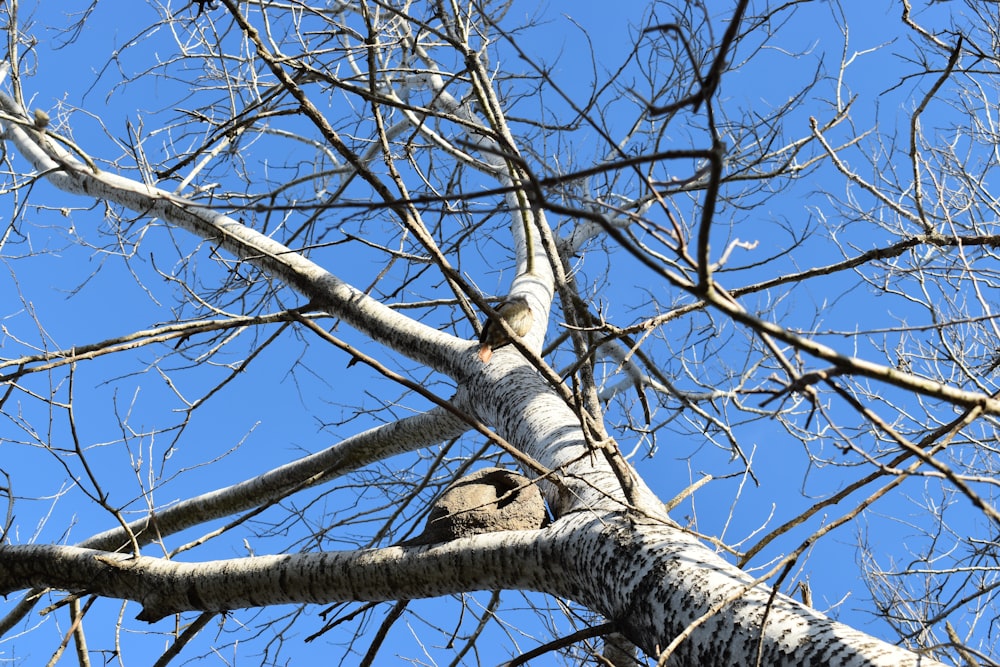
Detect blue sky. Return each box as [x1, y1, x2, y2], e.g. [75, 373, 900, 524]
[1, 0, 993, 664]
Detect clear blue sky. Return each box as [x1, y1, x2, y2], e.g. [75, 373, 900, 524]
[1, 0, 983, 664]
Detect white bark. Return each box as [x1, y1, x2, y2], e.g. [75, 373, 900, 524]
[545, 513, 942, 667]
[0, 513, 943, 666]
[0, 533, 551, 623]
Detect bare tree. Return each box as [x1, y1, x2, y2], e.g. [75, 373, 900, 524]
[1, 0, 998, 664]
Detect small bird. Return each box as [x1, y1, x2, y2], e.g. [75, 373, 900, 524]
[478, 296, 533, 363]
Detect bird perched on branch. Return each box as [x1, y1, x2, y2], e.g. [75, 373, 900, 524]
[478, 296, 533, 363]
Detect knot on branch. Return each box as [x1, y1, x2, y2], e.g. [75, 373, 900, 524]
[404, 468, 546, 545]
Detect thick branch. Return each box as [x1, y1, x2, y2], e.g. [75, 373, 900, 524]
[0, 532, 550, 623]
[0, 90, 464, 375]
[0, 512, 945, 666]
